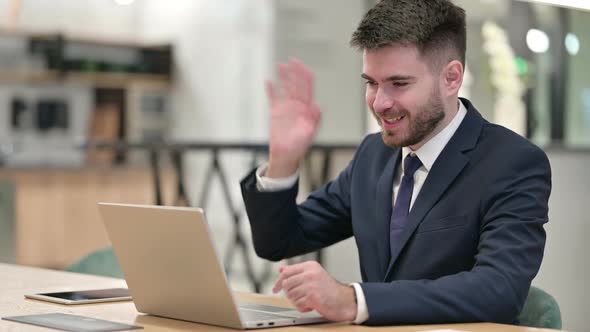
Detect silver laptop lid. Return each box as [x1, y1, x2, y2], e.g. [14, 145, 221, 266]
[98, 203, 243, 329]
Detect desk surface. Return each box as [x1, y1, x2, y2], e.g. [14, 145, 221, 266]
[0, 263, 563, 332]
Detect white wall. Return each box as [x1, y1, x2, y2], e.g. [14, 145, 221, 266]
[139, 0, 273, 143]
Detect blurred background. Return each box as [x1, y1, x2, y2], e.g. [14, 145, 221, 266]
[0, 0, 587, 331]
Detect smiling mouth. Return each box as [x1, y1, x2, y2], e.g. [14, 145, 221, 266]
[382, 115, 405, 124]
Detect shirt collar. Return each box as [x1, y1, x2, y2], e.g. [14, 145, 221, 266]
[401, 99, 468, 173]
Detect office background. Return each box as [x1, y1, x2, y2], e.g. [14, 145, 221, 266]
[0, 0, 587, 331]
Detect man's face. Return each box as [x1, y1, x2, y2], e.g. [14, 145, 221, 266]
[363, 44, 446, 150]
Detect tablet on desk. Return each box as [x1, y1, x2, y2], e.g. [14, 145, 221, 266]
[25, 288, 131, 305]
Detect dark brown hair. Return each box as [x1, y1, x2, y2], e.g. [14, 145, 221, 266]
[350, 0, 466, 69]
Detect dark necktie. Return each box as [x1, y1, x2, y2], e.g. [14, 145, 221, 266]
[390, 154, 423, 257]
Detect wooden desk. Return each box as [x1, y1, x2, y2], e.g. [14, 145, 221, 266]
[0, 263, 563, 332]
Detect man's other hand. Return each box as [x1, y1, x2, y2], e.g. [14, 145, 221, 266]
[272, 261, 357, 322]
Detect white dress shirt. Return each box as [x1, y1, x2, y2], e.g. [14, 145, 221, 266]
[255, 100, 467, 323]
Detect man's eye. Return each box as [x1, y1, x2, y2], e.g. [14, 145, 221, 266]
[393, 82, 409, 87]
[365, 81, 377, 86]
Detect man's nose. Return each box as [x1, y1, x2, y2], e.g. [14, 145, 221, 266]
[373, 89, 394, 114]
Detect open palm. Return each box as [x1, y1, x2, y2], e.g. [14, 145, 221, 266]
[266, 58, 321, 177]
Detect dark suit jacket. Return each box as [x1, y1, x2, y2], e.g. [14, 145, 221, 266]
[240, 98, 551, 325]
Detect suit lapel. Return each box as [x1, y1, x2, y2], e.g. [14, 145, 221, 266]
[375, 148, 401, 277]
[383, 99, 484, 281]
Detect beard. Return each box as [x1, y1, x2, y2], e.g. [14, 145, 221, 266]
[373, 86, 445, 149]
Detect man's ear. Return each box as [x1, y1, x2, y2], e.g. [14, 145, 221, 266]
[441, 60, 464, 97]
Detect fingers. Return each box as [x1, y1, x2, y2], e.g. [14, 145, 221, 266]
[291, 58, 315, 104]
[281, 280, 313, 313]
[292, 297, 313, 312]
[309, 102, 322, 125]
[273, 261, 322, 311]
[281, 272, 306, 293]
[284, 282, 307, 304]
[292, 58, 315, 104]
[273, 57, 314, 104]
[271, 261, 352, 321]
[293, 294, 313, 313]
[277, 63, 292, 100]
[272, 264, 305, 293]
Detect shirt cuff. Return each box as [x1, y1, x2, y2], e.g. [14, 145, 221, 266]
[255, 163, 299, 191]
[350, 283, 369, 324]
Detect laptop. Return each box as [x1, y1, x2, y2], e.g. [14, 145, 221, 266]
[97, 203, 329, 329]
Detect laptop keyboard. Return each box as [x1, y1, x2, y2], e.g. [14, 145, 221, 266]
[238, 303, 292, 313]
[238, 303, 296, 322]
[238, 303, 325, 322]
[239, 309, 292, 322]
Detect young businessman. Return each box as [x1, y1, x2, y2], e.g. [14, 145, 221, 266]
[240, 0, 551, 325]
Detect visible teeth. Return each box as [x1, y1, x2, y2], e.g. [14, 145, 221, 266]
[384, 116, 403, 123]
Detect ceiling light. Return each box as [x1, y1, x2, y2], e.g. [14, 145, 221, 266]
[526, 29, 550, 54]
[565, 33, 580, 56]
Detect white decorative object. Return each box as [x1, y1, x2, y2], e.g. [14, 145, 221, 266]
[482, 21, 527, 136]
